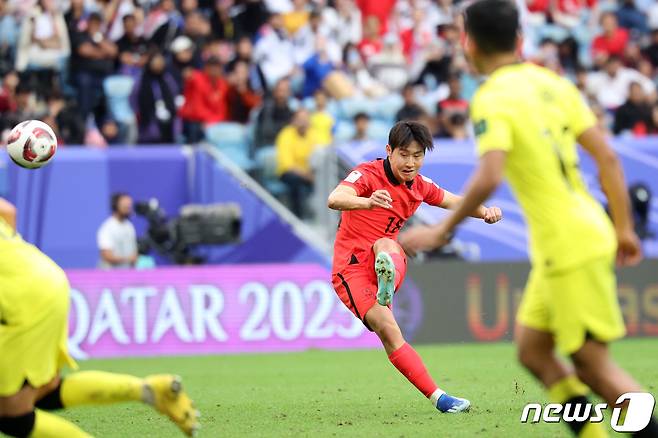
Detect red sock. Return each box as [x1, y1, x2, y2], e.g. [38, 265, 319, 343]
[388, 253, 405, 289]
[388, 343, 439, 398]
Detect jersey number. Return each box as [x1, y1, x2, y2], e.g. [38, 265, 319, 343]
[384, 217, 404, 234]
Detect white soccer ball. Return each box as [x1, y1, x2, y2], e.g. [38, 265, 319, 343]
[6, 120, 58, 169]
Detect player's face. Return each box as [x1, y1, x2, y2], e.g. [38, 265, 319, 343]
[387, 141, 425, 183]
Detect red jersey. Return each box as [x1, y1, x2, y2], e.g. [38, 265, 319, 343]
[332, 158, 445, 274]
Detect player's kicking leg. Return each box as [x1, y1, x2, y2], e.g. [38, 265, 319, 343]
[365, 305, 470, 413]
[368, 238, 470, 413]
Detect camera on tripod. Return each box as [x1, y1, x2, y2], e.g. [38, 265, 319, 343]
[135, 198, 241, 264]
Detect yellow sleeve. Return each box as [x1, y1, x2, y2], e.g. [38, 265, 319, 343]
[275, 128, 296, 175]
[471, 91, 513, 156]
[562, 80, 596, 137]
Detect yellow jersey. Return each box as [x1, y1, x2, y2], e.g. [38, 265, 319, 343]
[470, 63, 616, 272]
[310, 111, 334, 147]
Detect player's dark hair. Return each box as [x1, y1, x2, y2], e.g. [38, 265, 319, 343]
[353, 112, 370, 122]
[111, 192, 129, 213]
[464, 0, 519, 55]
[388, 121, 434, 153]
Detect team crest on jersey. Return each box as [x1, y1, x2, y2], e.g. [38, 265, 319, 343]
[474, 119, 487, 137]
[345, 170, 362, 183]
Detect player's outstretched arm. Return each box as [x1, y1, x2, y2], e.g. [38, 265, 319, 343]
[327, 184, 392, 211]
[0, 197, 16, 232]
[578, 126, 642, 266]
[438, 191, 503, 224]
[399, 151, 506, 255]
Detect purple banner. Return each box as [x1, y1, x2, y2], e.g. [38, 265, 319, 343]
[66, 265, 380, 359]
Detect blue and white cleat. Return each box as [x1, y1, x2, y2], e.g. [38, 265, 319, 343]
[375, 252, 395, 306]
[436, 393, 471, 413]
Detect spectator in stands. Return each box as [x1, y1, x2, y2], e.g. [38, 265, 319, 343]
[169, 35, 198, 90]
[70, 12, 118, 123]
[644, 29, 658, 68]
[226, 59, 262, 123]
[352, 111, 370, 141]
[254, 12, 295, 90]
[321, 0, 361, 49]
[45, 91, 85, 145]
[179, 56, 229, 143]
[97, 192, 138, 269]
[415, 39, 451, 89]
[182, 10, 212, 54]
[356, 0, 396, 34]
[310, 89, 333, 146]
[301, 35, 336, 98]
[227, 36, 265, 94]
[369, 33, 408, 92]
[283, 0, 310, 36]
[586, 55, 655, 110]
[342, 42, 386, 97]
[395, 83, 426, 122]
[399, 8, 434, 63]
[616, 0, 647, 36]
[613, 81, 652, 135]
[116, 14, 148, 76]
[2, 82, 47, 135]
[295, 9, 341, 65]
[592, 12, 630, 66]
[210, 0, 238, 41]
[137, 51, 178, 143]
[437, 73, 469, 139]
[0, 0, 18, 76]
[254, 77, 293, 149]
[64, 0, 87, 40]
[143, 0, 183, 51]
[276, 108, 319, 218]
[106, 0, 144, 42]
[16, 0, 70, 96]
[0, 70, 18, 114]
[358, 15, 382, 64]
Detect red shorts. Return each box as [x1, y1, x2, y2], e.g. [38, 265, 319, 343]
[331, 249, 407, 331]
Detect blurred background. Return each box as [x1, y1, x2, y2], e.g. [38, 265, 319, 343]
[0, 0, 656, 359]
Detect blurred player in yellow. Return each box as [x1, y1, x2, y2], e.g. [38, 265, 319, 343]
[400, 1, 658, 437]
[0, 198, 200, 437]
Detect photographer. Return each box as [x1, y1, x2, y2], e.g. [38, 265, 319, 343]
[97, 192, 138, 269]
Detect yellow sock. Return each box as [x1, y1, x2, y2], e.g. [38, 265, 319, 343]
[548, 375, 589, 403]
[61, 371, 144, 407]
[31, 409, 92, 438]
[548, 375, 608, 438]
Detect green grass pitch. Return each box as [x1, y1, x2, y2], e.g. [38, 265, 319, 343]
[59, 338, 658, 437]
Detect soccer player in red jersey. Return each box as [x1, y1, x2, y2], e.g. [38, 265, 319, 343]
[327, 121, 503, 413]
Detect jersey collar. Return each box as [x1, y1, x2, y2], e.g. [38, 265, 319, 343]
[383, 158, 413, 188]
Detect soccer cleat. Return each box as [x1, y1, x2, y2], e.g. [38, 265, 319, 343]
[375, 252, 396, 306]
[143, 374, 200, 437]
[436, 393, 471, 413]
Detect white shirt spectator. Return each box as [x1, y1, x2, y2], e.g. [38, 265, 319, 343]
[254, 26, 295, 88]
[321, 2, 361, 48]
[97, 216, 137, 269]
[648, 3, 658, 30]
[586, 67, 656, 110]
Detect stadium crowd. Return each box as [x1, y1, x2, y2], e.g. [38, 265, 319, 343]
[0, 0, 657, 214]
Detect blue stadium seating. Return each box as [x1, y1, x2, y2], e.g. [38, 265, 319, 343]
[103, 75, 136, 125]
[254, 146, 288, 197]
[205, 122, 254, 170]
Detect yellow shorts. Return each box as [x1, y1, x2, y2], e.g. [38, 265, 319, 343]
[517, 253, 626, 355]
[0, 247, 77, 396]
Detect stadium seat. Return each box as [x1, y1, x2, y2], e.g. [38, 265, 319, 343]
[372, 94, 404, 122]
[367, 120, 390, 142]
[333, 121, 356, 143]
[103, 75, 136, 125]
[254, 146, 288, 197]
[338, 96, 373, 120]
[205, 122, 254, 170]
